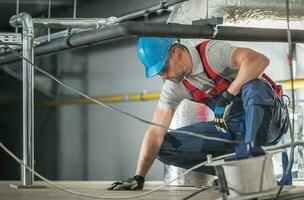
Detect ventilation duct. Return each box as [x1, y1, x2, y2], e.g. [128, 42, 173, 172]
[212, 0, 304, 22]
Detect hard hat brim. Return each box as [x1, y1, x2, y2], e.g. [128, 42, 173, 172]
[145, 59, 166, 78]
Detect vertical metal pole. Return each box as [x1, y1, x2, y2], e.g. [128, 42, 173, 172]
[20, 13, 35, 186]
[9, 13, 46, 189]
[15, 0, 19, 33]
[291, 43, 296, 79]
[205, 0, 208, 19]
[48, 0, 51, 42]
[73, 0, 77, 18]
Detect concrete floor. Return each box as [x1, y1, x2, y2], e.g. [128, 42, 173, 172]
[0, 181, 221, 200]
[1, 181, 304, 200]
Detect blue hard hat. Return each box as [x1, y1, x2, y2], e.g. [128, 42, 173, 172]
[137, 37, 177, 78]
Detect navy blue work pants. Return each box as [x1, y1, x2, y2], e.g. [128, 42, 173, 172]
[157, 79, 288, 174]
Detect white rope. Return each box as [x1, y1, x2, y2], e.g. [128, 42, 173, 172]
[1, 141, 303, 199]
[0, 142, 231, 199]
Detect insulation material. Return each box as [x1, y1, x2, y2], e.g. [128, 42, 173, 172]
[169, 0, 304, 28]
[167, 0, 207, 47]
[213, 0, 304, 23]
[166, 100, 214, 186]
[165, 0, 214, 187]
[166, 0, 212, 130]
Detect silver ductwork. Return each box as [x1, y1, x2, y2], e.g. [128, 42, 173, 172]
[212, 0, 304, 22]
[165, 100, 214, 187]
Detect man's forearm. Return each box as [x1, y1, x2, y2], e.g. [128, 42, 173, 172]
[135, 129, 164, 177]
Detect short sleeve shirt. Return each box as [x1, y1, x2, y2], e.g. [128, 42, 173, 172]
[158, 40, 238, 109]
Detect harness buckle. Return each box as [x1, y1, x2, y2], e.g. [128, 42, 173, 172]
[206, 88, 218, 98]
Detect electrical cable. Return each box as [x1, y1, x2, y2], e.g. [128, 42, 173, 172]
[0, 39, 240, 145]
[277, 192, 304, 200]
[181, 186, 213, 200]
[276, 0, 296, 199]
[1, 140, 303, 199]
[263, 141, 304, 152]
[0, 142, 232, 199]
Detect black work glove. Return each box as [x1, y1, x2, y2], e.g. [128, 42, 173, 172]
[214, 90, 235, 133]
[107, 175, 145, 191]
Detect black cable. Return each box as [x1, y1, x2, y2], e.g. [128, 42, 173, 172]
[275, 0, 296, 199]
[274, 191, 304, 200]
[182, 186, 212, 200]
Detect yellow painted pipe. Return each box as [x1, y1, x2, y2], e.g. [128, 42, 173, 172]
[281, 79, 304, 90]
[2, 79, 304, 110]
[34, 79, 304, 107]
[35, 92, 160, 107]
[33, 79, 304, 107]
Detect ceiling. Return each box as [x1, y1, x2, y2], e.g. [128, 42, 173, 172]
[0, 0, 90, 32]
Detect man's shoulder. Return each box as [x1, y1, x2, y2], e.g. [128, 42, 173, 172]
[159, 80, 188, 109]
[203, 40, 232, 48]
[161, 80, 190, 100]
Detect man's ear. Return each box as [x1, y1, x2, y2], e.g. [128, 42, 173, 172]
[174, 48, 183, 60]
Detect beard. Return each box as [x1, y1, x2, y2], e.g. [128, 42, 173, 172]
[169, 73, 184, 83]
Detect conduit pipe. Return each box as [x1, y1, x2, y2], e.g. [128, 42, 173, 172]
[1, 21, 304, 65]
[34, 80, 304, 107]
[280, 79, 304, 90]
[10, 13, 35, 186]
[0, 92, 160, 111]
[36, 92, 160, 107]
[3, 77, 304, 110]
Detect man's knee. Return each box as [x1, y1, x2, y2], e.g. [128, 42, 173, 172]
[242, 79, 274, 107]
[157, 151, 176, 166]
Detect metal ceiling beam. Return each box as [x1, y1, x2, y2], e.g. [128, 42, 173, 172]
[1, 21, 304, 65]
[0, 0, 74, 5]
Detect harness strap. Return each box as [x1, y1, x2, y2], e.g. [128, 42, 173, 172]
[183, 40, 283, 102]
[262, 73, 283, 97]
[183, 40, 231, 102]
[182, 80, 208, 102]
[199, 41, 231, 95]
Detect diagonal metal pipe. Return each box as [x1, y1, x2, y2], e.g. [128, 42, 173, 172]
[1, 21, 304, 65]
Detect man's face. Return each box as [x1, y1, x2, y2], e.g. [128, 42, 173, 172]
[158, 50, 186, 83]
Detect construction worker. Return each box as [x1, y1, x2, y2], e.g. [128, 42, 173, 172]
[107, 37, 288, 190]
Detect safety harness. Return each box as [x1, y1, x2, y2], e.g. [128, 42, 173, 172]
[182, 40, 282, 102]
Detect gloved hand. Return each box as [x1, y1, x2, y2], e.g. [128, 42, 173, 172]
[107, 175, 145, 191]
[214, 90, 235, 133]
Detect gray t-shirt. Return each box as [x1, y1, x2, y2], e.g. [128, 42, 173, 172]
[158, 40, 238, 109]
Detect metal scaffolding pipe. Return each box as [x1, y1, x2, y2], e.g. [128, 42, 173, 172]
[32, 17, 117, 29]
[1, 21, 304, 65]
[10, 12, 35, 186]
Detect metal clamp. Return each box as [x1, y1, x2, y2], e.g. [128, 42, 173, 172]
[0, 32, 22, 47]
[192, 17, 223, 38]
